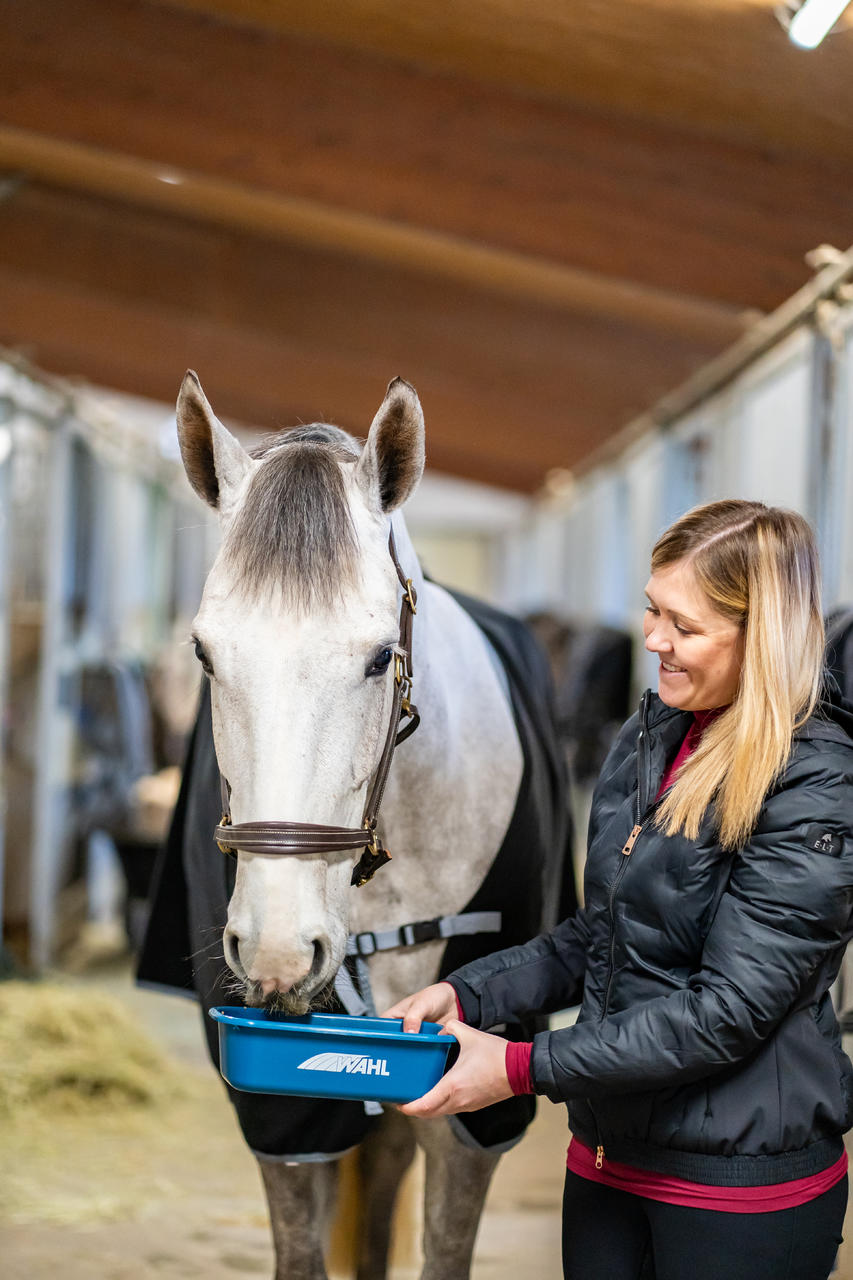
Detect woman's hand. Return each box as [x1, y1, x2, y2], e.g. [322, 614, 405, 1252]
[382, 982, 459, 1032]
[398, 1021, 512, 1118]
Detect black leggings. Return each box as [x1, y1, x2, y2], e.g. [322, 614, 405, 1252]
[561, 1170, 848, 1280]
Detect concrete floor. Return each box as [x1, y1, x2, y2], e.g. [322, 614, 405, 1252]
[1, 958, 851, 1279]
[0, 959, 565, 1279]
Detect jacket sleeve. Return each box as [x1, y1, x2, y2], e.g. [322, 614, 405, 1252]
[531, 764, 853, 1103]
[446, 909, 592, 1028]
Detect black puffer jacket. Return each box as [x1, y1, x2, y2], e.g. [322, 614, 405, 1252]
[448, 690, 853, 1185]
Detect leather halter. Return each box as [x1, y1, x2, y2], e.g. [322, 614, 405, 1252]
[214, 528, 420, 887]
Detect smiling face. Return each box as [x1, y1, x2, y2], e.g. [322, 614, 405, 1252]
[643, 558, 744, 712]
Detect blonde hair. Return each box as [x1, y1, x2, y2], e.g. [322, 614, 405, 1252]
[652, 500, 824, 850]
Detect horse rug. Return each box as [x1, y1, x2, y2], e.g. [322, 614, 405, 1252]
[137, 589, 577, 1160]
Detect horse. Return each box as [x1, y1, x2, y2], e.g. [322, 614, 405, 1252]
[141, 371, 574, 1279]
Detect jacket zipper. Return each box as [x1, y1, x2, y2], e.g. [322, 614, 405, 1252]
[591, 693, 655, 1167]
[637, 690, 653, 820]
[600, 819, 646, 1027]
[590, 1110, 606, 1167]
[600, 694, 653, 1019]
[591, 814, 652, 1169]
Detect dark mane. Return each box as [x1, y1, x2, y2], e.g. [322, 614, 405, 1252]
[224, 424, 362, 607]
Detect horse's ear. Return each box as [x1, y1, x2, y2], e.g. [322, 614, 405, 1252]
[356, 377, 425, 514]
[176, 371, 256, 519]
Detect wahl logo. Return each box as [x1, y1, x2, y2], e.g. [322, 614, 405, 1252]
[298, 1052, 391, 1077]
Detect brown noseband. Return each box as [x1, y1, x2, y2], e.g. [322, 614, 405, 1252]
[214, 528, 420, 887]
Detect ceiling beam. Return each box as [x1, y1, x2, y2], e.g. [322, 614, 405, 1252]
[0, 185, 726, 490]
[0, 126, 745, 346]
[0, 267, 550, 490]
[3, 0, 851, 312]
[4, 0, 847, 488]
[158, 0, 853, 164]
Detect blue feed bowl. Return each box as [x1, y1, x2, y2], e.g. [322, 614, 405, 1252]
[208, 1007, 454, 1104]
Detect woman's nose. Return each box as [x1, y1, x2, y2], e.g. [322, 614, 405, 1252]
[645, 623, 672, 654]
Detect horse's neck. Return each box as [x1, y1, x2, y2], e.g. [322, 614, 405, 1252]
[388, 514, 512, 786]
[398, 577, 519, 796]
[350, 517, 524, 943]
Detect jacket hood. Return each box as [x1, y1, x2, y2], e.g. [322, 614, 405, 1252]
[810, 673, 853, 746]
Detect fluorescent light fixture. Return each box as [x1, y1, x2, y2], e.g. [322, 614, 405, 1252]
[788, 0, 851, 48]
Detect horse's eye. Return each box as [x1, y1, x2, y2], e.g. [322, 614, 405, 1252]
[368, 647, 394, 677]
[193, 637, 214, 677]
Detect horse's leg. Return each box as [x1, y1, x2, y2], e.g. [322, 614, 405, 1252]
[258, 1156, 337, 1280]
[411, 1116, 502, 1280]
[356, 1108, 418, 1280]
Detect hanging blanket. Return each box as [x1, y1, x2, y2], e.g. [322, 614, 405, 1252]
[137, 588, 576, 1158]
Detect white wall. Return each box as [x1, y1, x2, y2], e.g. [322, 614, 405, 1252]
[728, 331, 814, 514]
[495, 311, 853, 678]
[834, 316, 853, 604]
[404, 469, 531, 601]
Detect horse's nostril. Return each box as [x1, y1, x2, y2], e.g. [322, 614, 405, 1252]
[224, 929, 242, 974]
[311, 938, 327, 978]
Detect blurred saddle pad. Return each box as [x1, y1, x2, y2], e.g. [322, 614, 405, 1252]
[137, 588, 575, 1156]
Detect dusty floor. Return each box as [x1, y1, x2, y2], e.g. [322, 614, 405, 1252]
[1, 958, 851, 1279]
[0, 959, 564, 1279]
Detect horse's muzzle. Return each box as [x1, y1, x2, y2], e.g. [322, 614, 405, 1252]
[237, 936, 334, 1014]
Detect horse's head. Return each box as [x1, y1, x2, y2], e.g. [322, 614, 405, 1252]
[176, 372, 425, 1012]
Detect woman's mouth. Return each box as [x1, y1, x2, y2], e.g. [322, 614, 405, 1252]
[660, 661, 686, 674]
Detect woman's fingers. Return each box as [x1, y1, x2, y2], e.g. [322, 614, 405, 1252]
[399, 1021, 513, 1118]
[399, 1072, 457, 1117]
[381, 983, 458, 1032]
[382, 994, 417, 1024]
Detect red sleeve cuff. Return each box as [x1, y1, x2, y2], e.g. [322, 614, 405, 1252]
[505, 1040, 534, 1095]
[441, 981, 465, 1023]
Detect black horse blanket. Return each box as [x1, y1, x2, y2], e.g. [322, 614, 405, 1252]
[137, 588, 576, 1158]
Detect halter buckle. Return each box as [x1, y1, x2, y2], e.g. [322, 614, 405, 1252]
[404, 578, 417, 614]
[216, 813, 236, 856]
[394, 654, 414, 714]
[365, 820, 380, 855]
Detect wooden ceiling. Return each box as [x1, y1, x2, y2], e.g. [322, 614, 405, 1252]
[1, 0, 852, 490]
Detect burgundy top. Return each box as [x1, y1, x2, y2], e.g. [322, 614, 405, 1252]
[654, 706, 721, 799]
[565, 1138, 847, 1213]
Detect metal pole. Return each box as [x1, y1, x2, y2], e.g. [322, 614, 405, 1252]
[807, 311, 845, 605]
[30, 416, 72, 970]
[577, 246, 853, 479]
[0, 419, 13, 954]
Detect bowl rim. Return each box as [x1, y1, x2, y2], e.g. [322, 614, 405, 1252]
[207, 1005, 452, 1046]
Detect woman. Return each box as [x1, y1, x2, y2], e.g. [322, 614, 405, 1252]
[386, 500, 853, 1280]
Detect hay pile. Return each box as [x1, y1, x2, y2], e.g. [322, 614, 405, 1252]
[0, 981, 184, 1118]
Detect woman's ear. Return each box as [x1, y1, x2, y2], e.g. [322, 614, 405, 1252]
[355, 377, 425, 514]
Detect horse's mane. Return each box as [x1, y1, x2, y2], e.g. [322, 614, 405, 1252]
[223, 424, 362, 608]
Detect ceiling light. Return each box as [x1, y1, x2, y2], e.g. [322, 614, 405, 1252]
[787, 0, 851, 48]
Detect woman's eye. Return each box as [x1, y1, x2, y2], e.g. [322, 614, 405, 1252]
[368, 647, 394, 677]
[193, 638, 214, 676]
